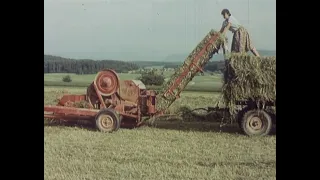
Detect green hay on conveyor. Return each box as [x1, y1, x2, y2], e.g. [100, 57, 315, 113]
[156, 29, 226, 113]
[222, 53, 276, 116]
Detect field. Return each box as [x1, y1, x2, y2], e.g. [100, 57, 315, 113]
[44, 73, 223, 92]
[44, 82, 276, 180]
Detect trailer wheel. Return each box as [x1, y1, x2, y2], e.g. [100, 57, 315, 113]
[240, 109, 272, 136]
[95, 109, 121, 133]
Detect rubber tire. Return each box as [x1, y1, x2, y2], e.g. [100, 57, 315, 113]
[95, 108, 121, 133]
[237, 106, 251, 127]
[240, 109, 272, 136]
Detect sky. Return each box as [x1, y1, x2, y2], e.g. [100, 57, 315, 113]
[44, 0, 276, 61]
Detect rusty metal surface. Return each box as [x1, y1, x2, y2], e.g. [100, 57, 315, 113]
[118, 80, 141, 103]
[45, 105, 99, 116]
[44, 114, 93, 121]
[44, 69, 159, 128]
[147, 91, 156, 114]
[87, 83, 98, 107]
[131, 80, 146, 89]
[94, 69, 119, 96]
[44, 105, 139, 120]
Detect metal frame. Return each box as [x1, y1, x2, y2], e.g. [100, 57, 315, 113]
[163, 34, 220, 99]
[44, 71, 157, 127]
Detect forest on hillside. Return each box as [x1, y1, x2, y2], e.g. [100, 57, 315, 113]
[44, 55, 139, 74]
[44, 54, 231, 74]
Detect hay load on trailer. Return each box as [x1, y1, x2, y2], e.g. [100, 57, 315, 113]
[221, 53, 276, 136]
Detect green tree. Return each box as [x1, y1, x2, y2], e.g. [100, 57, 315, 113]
[139, 71, 164, 86]
[62, 75, 72, 82]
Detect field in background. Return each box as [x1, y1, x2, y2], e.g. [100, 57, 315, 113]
[44, 86, 276, 180]
[44, 73, 223, 92]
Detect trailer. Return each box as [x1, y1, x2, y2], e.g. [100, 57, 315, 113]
[44, 30, 275, 136]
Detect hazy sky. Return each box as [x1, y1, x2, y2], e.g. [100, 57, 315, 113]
[44, 0, 276, 61]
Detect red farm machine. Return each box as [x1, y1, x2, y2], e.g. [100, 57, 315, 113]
[45, 69, 157, 132]
[44, 30, 276, 136]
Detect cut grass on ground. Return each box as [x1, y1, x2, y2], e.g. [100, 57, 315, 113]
[45, 126, 276, 180]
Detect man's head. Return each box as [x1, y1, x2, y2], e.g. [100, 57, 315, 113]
[221, 9, 231, 19]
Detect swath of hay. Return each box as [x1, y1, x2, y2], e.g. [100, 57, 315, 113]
[222, 53, 276, 115]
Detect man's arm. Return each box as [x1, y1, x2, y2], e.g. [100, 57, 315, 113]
[219, 26, 224, 33]
[220, 21, 226, 33]
[220, 22, 231, 35]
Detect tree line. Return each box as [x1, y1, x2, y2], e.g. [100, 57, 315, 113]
[163, 60, 225, 72]
[44, 55, 139, 74]
[44, 54, 225, 74]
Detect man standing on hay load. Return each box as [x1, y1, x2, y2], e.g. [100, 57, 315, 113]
[220, 9, 260, 57]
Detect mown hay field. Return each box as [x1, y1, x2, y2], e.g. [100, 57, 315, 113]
[44, 86, 276, 180]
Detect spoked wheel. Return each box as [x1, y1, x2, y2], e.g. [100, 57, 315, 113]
[95, 108, 121, 133]
[240, 109, 272, 136]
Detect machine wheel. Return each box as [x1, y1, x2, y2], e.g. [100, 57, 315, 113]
[95, 108, 121, 133]
[240, 109, 272, 136]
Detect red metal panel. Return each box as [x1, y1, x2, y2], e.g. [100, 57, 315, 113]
[44, 105, 99, 117]
[44, 114, 94, 120]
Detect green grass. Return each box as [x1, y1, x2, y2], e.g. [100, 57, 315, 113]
[45, 126, 275, 180]
[44, 86, 276, 180]
[44, 73, 223, 92]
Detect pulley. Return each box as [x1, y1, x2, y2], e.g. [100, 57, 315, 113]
[93, 69, 120, 96]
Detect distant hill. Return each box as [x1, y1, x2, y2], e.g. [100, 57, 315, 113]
[163, 50, 276, 62]
[134, 49, 276, 70]
[45, 49, 276, 73]
[134, 61, 178, 68]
